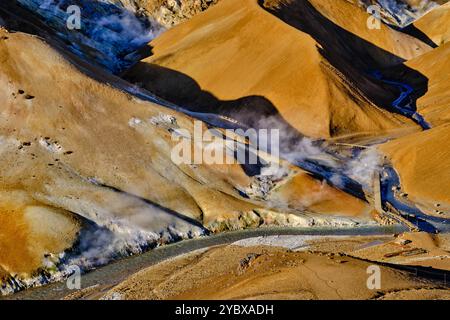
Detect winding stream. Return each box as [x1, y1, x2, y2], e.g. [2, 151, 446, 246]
[370, 70, 431, 130]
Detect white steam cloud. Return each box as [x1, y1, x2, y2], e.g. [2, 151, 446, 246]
[93, 11, 165, 49]
[344, 148, 382, 190]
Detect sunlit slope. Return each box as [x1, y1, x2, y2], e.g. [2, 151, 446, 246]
[405, 42, 450, 126]
[380, 26, 450, 198]
[0, 29, 372, 277]
[0, 191, 80, 278]
[378, 40, 449, 215]
[125, 0, 434, 139]
[128, 0, 222, 28]
[305, 0, 432, 59]
[413, 2, 450, 46]
[93, 243, 447, 300]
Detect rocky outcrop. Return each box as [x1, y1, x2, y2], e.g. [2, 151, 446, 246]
[131, 0, 222, 28]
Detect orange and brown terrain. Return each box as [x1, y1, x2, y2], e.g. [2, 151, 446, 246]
[0, 0, 448, 299]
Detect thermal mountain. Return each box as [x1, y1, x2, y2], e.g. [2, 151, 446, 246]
[0, 17, 369, 291]
[125, 0, 432, 139]
[0, 0, 449, 295]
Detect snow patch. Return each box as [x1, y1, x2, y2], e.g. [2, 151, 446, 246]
[233, 235, 346, 250]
